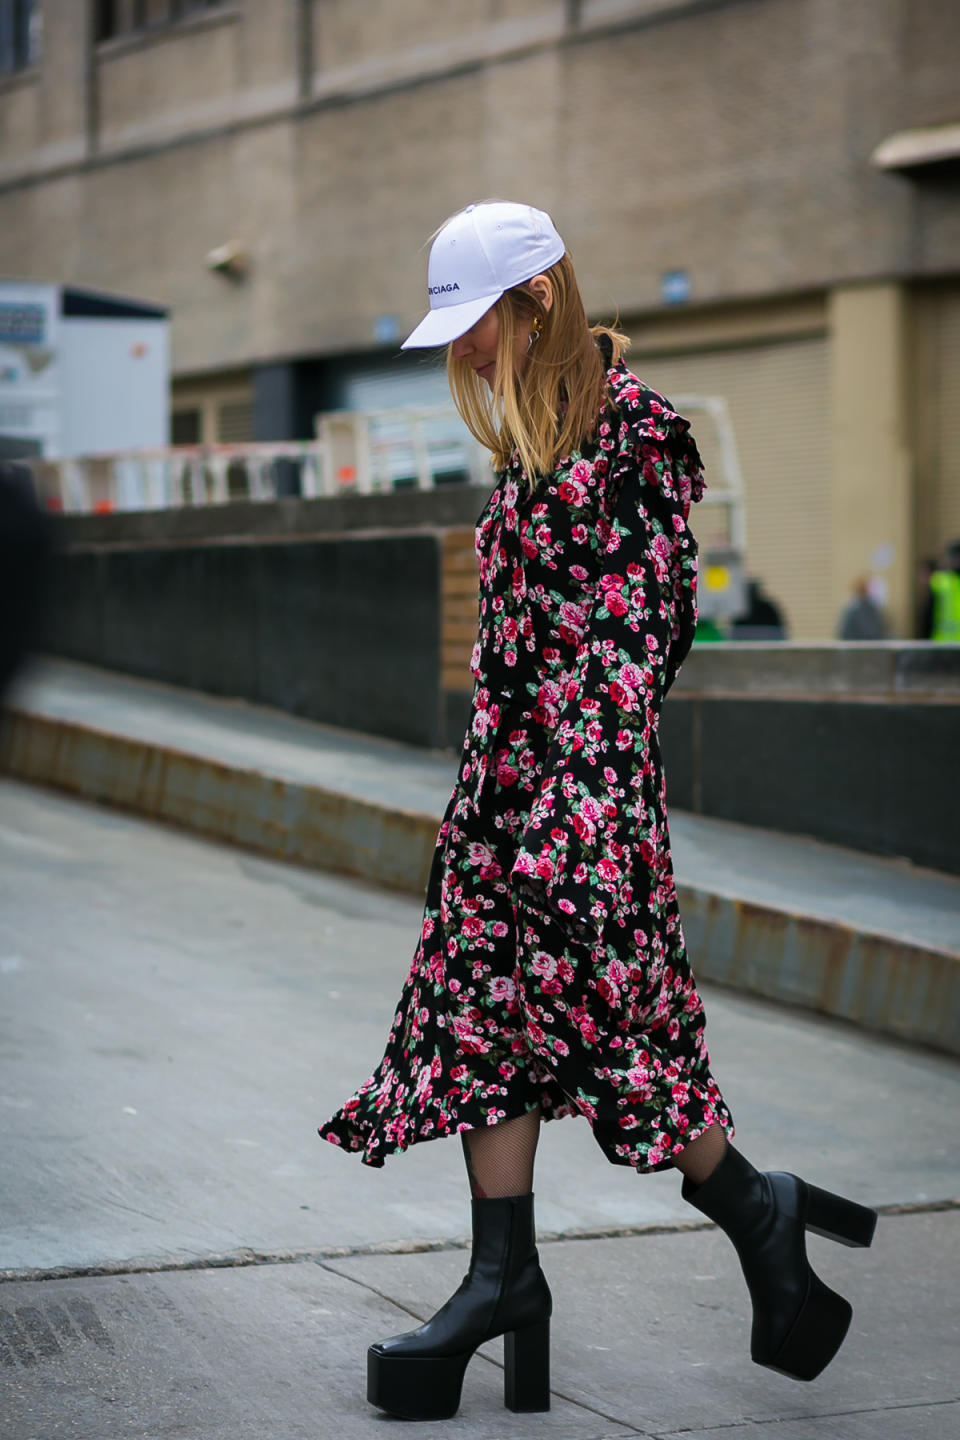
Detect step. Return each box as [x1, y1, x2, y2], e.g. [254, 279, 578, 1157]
[4, 656, 958, 1056]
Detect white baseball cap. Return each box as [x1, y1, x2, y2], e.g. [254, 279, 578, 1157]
[401, 201, 566, 350]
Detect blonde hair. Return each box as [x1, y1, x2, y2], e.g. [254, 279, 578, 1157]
[446, 251, 630, 483]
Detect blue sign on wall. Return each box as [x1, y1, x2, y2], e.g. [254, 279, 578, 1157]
[661, 270, 692, 305]
[0, 302, 46, 344]
[374, 314, 400, 344]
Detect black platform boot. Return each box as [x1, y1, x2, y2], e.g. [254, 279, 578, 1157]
[682, 1144, 877, 1381]
[367, 1193, 552, 1421]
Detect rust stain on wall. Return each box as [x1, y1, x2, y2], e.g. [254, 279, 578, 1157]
[4, 708, 957, 1056]
[678, 881, 957, 1056]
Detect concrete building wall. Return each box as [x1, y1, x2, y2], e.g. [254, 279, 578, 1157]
[311, 0, 560, 80]
[94, 6, 299, 153]
[1, 0, 958, 639]
[1, 0, 957, 367]
[97, 21, 242, 150]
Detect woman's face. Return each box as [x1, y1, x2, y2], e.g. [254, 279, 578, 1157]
[450, 305, 530, 390]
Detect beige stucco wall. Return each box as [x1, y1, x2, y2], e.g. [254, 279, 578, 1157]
[628, 304, 832, 641]
[829, 284, 912, 638]
[912, 282, 960, 566]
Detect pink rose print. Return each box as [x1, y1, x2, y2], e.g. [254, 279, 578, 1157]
[318, 351, 731, 1177]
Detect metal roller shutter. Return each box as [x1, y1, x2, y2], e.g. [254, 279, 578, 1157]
[216, 398, 253, 443]
[342, 363, 452, 413]
[631, 335, 831, 640]
[342, 362, 482, 486]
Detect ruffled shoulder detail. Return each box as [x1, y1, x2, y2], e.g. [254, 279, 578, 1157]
[604, 360, 706, 519]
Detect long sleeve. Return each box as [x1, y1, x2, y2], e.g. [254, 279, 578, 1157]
[509, 410, 704, 946]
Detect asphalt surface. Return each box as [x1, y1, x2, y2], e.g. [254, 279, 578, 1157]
[1, 778, 958, 1437]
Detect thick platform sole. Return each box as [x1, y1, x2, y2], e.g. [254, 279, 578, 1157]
[755, 1179, 876, 1382]
[367, 1319, 551, 1420]
[367, 1348, 471, 1422]
[759, 1272, 853, 1382]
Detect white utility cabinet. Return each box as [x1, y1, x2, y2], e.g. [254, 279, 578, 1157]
[0, 280, 169, 459]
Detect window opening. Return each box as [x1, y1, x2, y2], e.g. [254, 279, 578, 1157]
[0, 0, 40, 75]
[96, 0, 222, 43]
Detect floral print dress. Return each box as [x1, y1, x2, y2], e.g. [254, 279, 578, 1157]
[318, 351, 734, 1173]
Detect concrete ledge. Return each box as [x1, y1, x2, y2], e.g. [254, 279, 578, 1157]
[670, 641, 960, 699]
[51, 483, 489, 548]
[678, 887, 960, 1057]
[0, 708, 440, 897]
[662, 649, 959, 874]
[3, 702, 957, 1058]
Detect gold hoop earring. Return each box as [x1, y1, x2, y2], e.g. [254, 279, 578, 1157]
[527, 314, 543, 352]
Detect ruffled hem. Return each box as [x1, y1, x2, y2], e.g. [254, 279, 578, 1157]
[604, 1085, 736, 1174]
[318, 1094, 568, 1169]
[318, 1072, 733, 1175]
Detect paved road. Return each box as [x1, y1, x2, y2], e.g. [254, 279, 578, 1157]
[1, 779, 958, 1437]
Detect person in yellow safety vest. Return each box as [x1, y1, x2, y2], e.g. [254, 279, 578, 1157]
[930, 539, 960, 643]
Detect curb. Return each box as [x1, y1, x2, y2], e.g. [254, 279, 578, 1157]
[5, 1198, 958, 1286]
[3, 705, 957, 1058]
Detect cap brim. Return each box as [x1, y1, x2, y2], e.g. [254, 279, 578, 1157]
[401, 292, 503, 350]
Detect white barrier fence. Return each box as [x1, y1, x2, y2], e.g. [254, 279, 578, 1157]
[26, 398, 745, 554]
[28, 405, 493, 514]
[32, 441, 328, 515]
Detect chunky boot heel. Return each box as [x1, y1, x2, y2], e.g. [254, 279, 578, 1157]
[504, 1318, 551, 1412]
[682, 1145, 874, 1383]
[367, 1349, 470, 1421]
[804, 1184, 877, 1248]
[366, 1194, 552, 1420]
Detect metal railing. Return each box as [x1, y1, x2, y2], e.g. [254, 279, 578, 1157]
[27, 405, 493, 514]
[25, 397, 744, 534]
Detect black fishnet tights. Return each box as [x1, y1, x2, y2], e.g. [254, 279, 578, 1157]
[461, 1108, 542, 1198]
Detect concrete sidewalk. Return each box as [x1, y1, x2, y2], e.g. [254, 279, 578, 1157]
[1, 778, 957, 1439]
[2, 1212, 957, 1439]
[3, 656, 959, 1054]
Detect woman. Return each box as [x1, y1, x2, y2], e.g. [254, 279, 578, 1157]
[319, 202, 876, 1421]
